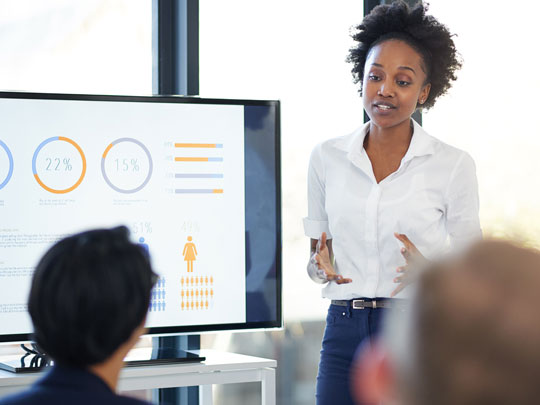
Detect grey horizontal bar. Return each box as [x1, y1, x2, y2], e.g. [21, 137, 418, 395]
[175, 189, 220, 194]
[175, 173, 223, 178]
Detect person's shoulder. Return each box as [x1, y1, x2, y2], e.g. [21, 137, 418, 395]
[0, 375, 150, 405]
[0, 387, 150, 405]
[0, 389, 149, 405]
[0, 385, 49, 405]
[113, 395, 151, 405]
[420, 126, 475, 167]
[0, 393, 23, 405]
[310, 125, 366, 160]
[435, 140, 475, 173]
[322, 126, 365, 150]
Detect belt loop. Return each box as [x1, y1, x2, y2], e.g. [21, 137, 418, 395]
[346, 304, 351, 318]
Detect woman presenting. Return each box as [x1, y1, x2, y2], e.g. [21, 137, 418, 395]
[303, 2, 481, 404]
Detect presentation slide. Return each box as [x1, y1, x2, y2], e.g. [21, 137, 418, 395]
[0, 98, 246, 336]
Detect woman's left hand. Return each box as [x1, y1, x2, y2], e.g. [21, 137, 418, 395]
[391, 233, 426, 297]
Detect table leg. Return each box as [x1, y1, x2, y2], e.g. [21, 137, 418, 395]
[199, 384, 213, 405]
[261, 367, 276, 405]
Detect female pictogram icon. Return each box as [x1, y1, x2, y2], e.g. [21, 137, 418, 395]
[183, 236, 198, 272]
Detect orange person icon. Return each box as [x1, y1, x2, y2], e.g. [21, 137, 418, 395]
[183, 236, 198, 273]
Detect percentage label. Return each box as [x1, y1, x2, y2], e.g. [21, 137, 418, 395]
[33, 136, 86, 194]
[101, 138, 153, 194]
[180, 221, 200, 233]
[132, 221, 153, 234]
[115, 158, 140, 172]
[45, 157, 72, 171]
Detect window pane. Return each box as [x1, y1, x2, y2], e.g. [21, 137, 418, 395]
[424, 1, 540, 247]
[200, 0, 365, 322]
[0, 0, 151, 95]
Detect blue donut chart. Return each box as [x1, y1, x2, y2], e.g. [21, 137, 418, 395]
[0, 140, 14, 190]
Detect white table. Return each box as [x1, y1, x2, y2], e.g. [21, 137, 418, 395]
[0, 350, 277, 405]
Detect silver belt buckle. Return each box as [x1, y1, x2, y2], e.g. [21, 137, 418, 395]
[352, 299, 365, 310]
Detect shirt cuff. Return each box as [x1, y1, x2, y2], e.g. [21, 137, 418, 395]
[303, 217, 332, 239]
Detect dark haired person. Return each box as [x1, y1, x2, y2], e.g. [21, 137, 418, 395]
[303, 2, 481, 404]
[0, 227, 156, 405]
[354, 240, 540, 405]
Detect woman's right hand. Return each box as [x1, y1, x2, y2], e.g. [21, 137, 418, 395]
[315, 232, 352, 284]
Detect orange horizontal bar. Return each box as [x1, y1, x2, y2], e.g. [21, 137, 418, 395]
[175, 157, 208, 162]
[175, 143, 217, 148]
[213, 189, 223, 194]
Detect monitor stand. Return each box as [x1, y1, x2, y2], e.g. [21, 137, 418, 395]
[153, 335, 202, 404]
[124, 346, 205, 367]
[0, 344, 52, 373]
[0, 344, 205, 373]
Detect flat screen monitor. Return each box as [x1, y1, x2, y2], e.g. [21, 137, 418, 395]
[0, 92, 281, 342]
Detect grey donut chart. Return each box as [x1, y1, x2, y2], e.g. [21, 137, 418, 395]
[101, 137, 153, 194]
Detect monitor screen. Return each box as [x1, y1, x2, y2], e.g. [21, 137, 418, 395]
[0, 92, 281, 342]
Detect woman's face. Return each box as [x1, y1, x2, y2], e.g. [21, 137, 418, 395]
[362, 39, 431, 130]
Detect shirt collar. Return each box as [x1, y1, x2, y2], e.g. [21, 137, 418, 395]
[403, 119, 436, 162]
[338, 119, 436, 166]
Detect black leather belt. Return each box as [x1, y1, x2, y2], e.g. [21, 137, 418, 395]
[331, 298, 403, 309]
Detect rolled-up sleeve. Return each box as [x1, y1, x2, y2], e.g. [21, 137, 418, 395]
[303, 144, 332, 239]
[445, 152, 482, 251]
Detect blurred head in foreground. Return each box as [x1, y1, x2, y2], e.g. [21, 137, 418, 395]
[353, 240, 540, 405]
[29, 226, 156, 368]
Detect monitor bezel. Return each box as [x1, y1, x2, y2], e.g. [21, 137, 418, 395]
[0, 91, 282, 343]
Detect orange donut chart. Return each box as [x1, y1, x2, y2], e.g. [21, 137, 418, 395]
[32, 136, 87, 194]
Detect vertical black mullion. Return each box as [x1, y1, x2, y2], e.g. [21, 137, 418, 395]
[363, 0, 382, 17]
[152, 0, 199, 96]
[363, 0, 422, 125]
[363, 0, 381, 123]
[152, 1, 200, 404]
[153, 0, 176, 95]
[152, 1, 160, 94]
[185, 0, 199, 96]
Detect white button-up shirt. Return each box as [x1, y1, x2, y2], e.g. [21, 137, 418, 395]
[303, 120, 481, 299]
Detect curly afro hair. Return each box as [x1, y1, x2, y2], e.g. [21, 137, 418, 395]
[347, 1, 461, 110]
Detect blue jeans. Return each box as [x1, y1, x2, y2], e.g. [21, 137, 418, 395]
[316, 303, 388, 405]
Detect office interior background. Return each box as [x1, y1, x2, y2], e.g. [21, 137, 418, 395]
[1, 0, 539, 404]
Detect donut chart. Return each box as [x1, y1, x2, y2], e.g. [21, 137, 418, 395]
[32, 137, 87, 194]
[0, 140, 14, 190]
[101, 138, 153, 194]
